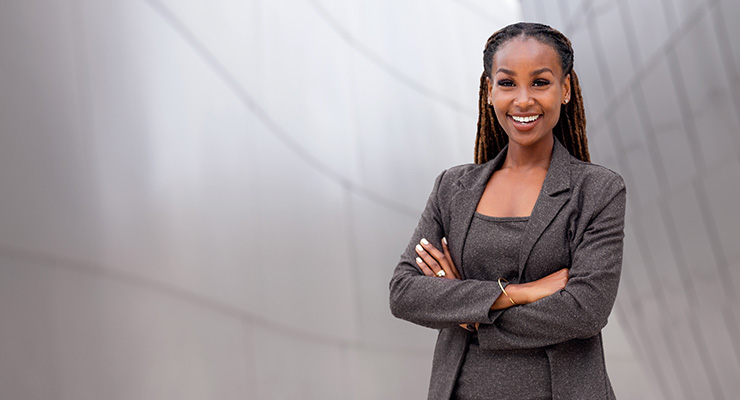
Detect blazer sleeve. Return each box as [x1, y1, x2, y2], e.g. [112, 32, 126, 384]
[477, 174, 626, 350]
[389, 169, 506, 329]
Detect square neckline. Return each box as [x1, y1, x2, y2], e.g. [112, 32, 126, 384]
[473, 211, 530, 222]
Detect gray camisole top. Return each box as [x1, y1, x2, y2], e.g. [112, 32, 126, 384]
[451, 212, 552, 400]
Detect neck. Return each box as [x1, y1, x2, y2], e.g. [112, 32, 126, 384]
[503, 134, 554, 170]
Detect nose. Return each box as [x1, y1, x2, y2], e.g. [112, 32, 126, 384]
[513, 87, 535, 108]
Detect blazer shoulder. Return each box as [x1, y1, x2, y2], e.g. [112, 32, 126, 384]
[427, 162, 489, 204]
[569, 159, 626, 193]
[443, 162, 483, 178]
[435, 162, 486, 187]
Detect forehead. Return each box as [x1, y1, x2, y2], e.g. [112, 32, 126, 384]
[493, 37, 563, 75]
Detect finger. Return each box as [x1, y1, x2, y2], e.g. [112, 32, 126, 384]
[416, 243, 445, 277]
[419, 238, 446, 265]
[441, 237, 461, 279]
[415, 257, 435, 277]
[419, 238, 453, 278]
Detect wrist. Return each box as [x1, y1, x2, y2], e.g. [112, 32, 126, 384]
[505, 283, 529, 305]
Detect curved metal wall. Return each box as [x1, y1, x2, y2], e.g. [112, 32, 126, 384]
[0, 1, 525, 399]
[521, 0, 740, 399]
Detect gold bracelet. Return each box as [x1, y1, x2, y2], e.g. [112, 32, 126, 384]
[498, 277, 517, 305]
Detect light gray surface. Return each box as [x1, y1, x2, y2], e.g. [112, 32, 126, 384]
[521, 0, 740, 399]
[0, 0, 701, 398]
[0, 0, 515, 399]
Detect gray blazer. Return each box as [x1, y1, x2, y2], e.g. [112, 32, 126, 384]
[390, 138, 626, 400]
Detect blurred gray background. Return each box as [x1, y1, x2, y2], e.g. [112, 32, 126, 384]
[0, 0, 737, 399]
[521, 0, 740, 399]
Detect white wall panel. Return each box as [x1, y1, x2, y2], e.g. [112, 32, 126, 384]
[252, 128, 358, 340]
[252, 326, 349, 400]
[346, 347, 433, 400]
[0, 0, 99, 262]
[0, 255, 255, 400]
[348, 191, 438, 349]
[0, 0, 521, 398]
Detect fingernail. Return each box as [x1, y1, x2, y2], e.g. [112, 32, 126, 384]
[416, 257, 423, 264]
[420, 238, 429, 245]
[415, 244, 423, 252]
[442, 237, 447, 245]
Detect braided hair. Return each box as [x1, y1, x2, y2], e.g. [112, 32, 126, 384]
[474, 22, 590, 163]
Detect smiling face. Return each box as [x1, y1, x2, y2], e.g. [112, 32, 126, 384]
[487, 37, 571, 150]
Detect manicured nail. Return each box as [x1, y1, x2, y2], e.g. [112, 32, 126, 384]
[442, 237, 447, 245]
[420, 238, 429, 245]
[415, 244, 423, 252]
[416, 257, 423, 264]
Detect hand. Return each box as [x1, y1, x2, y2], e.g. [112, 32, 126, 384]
[460, 322, 480, 332]
[415, 237, 472, 330]
[414, 237, 461, 280]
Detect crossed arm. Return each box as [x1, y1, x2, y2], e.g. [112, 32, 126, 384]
[389, 171, 626, 350]
[412, 236, 569, 331]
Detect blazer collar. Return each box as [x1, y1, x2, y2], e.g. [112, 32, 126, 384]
[447, 138, 573, 280]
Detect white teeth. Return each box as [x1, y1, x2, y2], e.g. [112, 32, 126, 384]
[511, 115, 540, 123]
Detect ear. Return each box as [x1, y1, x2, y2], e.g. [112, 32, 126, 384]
[562, 74, 571, 104]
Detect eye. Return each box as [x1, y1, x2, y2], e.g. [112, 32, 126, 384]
[497, 79, 514, 87]
[533, 79, 550, 87]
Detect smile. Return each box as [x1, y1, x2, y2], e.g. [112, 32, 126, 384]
[510, 114, 540, 123]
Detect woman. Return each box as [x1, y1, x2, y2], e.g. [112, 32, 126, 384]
[389, 23, 626, 400]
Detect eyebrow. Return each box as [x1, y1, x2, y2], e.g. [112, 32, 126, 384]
[495, 67, 554, 76]
[531, 67, 554, 76]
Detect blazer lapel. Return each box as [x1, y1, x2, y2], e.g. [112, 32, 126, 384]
[447, 146, 508, 279]
[516, 139, 572, 281]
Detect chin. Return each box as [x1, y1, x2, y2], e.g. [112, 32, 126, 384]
[506, 132, 552, 148]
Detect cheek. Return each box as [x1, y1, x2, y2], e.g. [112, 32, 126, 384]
[544, 96, 564, 116]
[491, 96, 510, 117]
[492, 106, 509, 124]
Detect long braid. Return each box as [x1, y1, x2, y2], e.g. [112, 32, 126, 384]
[566, 70, 589, 161]
[474, 23, 590, 164]
[475, 72, 494, 162]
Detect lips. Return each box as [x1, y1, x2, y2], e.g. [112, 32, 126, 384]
[507, 113, 542, 131]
